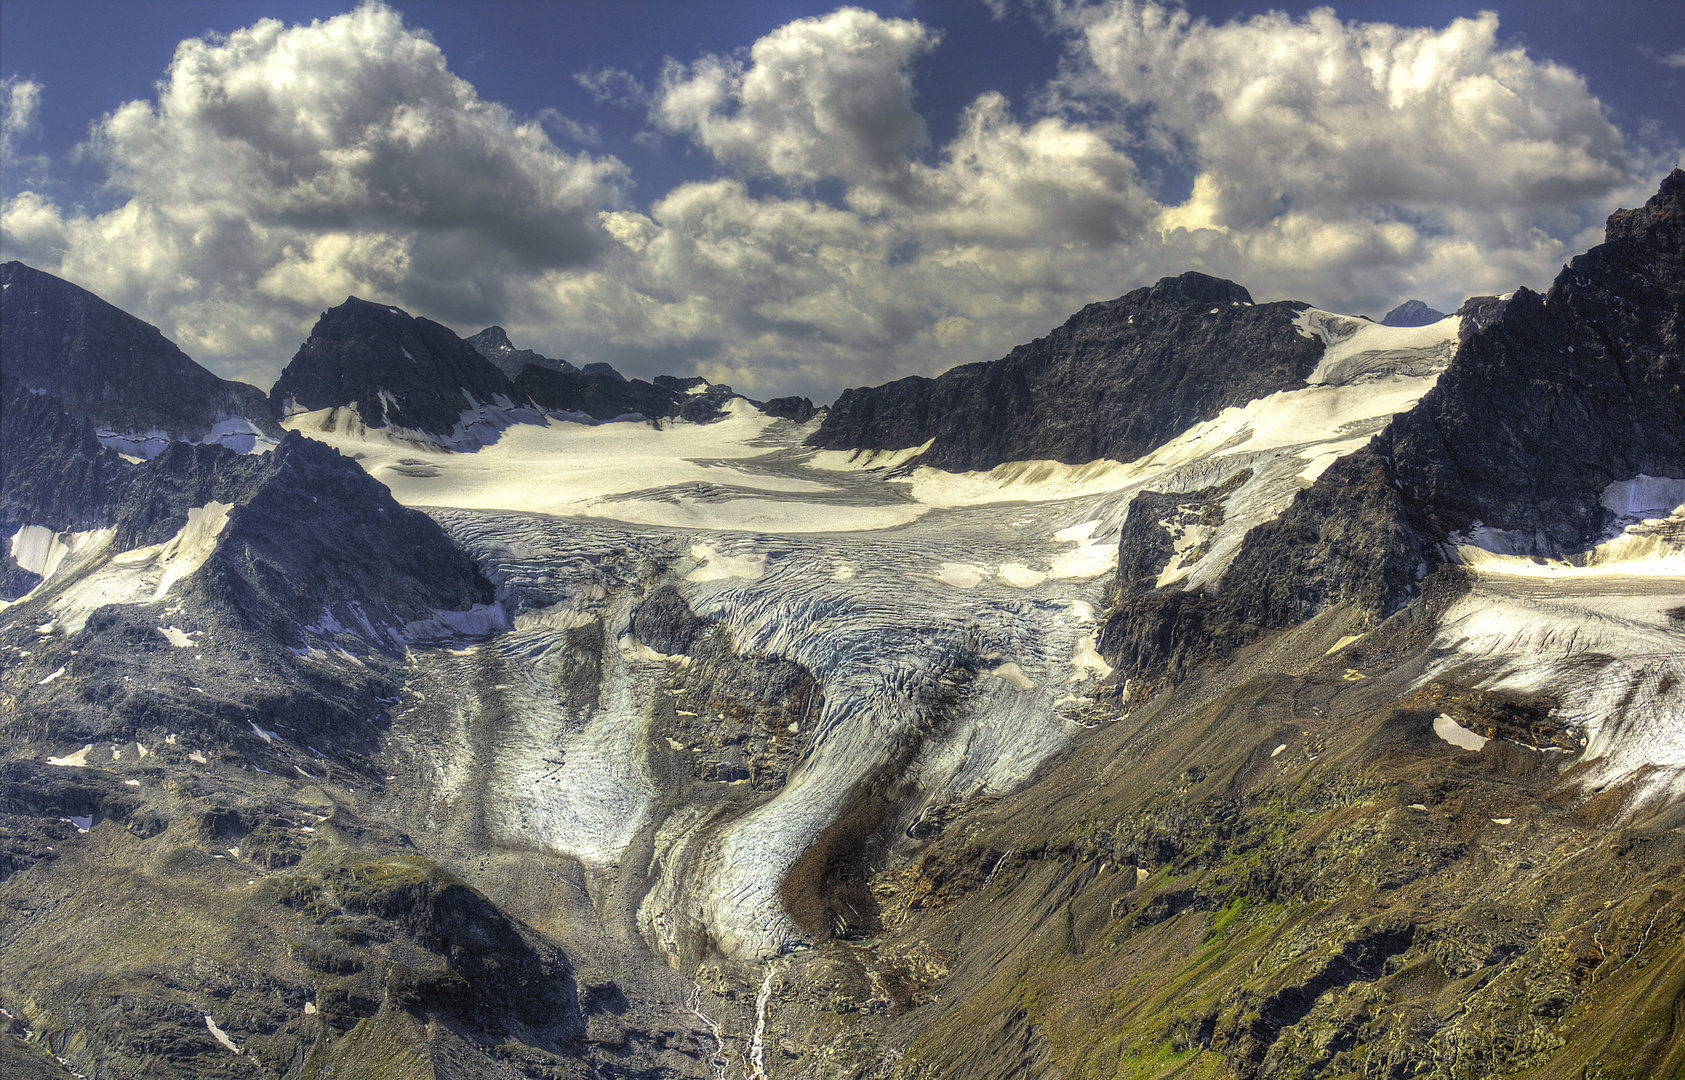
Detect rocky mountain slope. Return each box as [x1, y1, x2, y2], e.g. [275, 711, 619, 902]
[1, 173, 1681, 1080]
[808, 271, 1324, 472]
[1380, 300, 1446, 327]
[0, 262, 278, 458]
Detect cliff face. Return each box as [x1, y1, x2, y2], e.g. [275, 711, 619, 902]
[1100, 170, 1685, 694]
[809, 271, 1325, 472]
[0, 261, 276, 453]
[1382, 168, 1685, 555]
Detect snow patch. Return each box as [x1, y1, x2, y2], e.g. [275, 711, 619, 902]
[204, 1015, 242, 1054]
[1433, 713, 1489, 751]
[153, 501, 233, 599]
[10, 525, 111, 584]
[991, 662, 1036, 690]
[932, 562, 987, 589]
[1295, 309, 1460, 386]
[1601, 475, 1685, 518]
[46, 745, 94, 767]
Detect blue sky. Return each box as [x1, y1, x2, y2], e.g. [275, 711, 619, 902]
[3, 1, 1682, 400]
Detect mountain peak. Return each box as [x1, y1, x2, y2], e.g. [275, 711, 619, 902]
[1381, 300, 1446, 327]
[0, 260, 275, 452]
[466, 325, 516, 354]
[270, 297, 526, 443]
[1146, 270, 1254, 308]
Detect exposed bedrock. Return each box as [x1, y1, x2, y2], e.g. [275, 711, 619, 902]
[466, 323, 579, 377]
[808, 271, 1324, 472]
[1381, 168, 1685, 556]
[2, 397, 500, 779]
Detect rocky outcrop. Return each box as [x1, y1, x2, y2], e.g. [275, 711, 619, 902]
[1380, 299, 1446, 326]
[808, 272, 1324, 471]
[2, 382, 500, 775]
[270, 297, 529, 440]
[0, 261, 276, 454]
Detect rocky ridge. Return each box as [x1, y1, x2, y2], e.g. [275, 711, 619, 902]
[1095, 170, 1685, 698]
[808, 272, 1324, 472]
[465, 325, 579, 378]
[1380, 300, 1446, 327]
[270, 297, 534, 447]
[0, 262, 277, 458]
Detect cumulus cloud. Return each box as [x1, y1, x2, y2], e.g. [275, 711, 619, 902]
[1, 1, 624, 383]
[2, 2, 1675, 403]
[1039, 2, 1665, 308]
[512, 2, 1664, 400]
[1, 77, 48, 184]
[652, 7, 938, 204]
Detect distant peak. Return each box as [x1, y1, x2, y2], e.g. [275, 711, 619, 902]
[1381, 300, 1447, 327]
[468, 326, 515, 353]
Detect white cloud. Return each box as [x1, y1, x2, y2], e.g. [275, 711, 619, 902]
[1663, 49, 1685, 69]
[652, 7, 938, 204]
[2, 2, 1674, 404]
[1, 1, 624, 384]
[1, 76, 48, 185]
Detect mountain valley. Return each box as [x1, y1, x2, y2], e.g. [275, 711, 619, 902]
[0, 173, 1682, 1080]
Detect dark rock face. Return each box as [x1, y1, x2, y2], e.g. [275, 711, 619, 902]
[465, 324, 578, 378]
[1380, 300, 1446, 327]
[515, 363, 687, 421]
[1, 390, 127, 541]
[270, 298, 527, 439]
[2, 383, 498, 772]
[762, 395, 817, 422]
[1113, 470, 1252, 601]
[0, 261, 276, 449]
[808, 272, 1324, 472]
[1381, 168, 1685, 555]
[186, 432, 499, 651]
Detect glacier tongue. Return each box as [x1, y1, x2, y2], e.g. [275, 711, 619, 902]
[413, 508, 1109, 960]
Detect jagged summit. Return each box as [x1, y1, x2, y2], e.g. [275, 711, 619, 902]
[0, 261, 276, 455]
[1380, 299, 1446, 326]
[809, 270, 1318, 472]
[465, 324, 578, 378]
[1382, 165, 1685, 555]
[271, 297, 529, 444]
